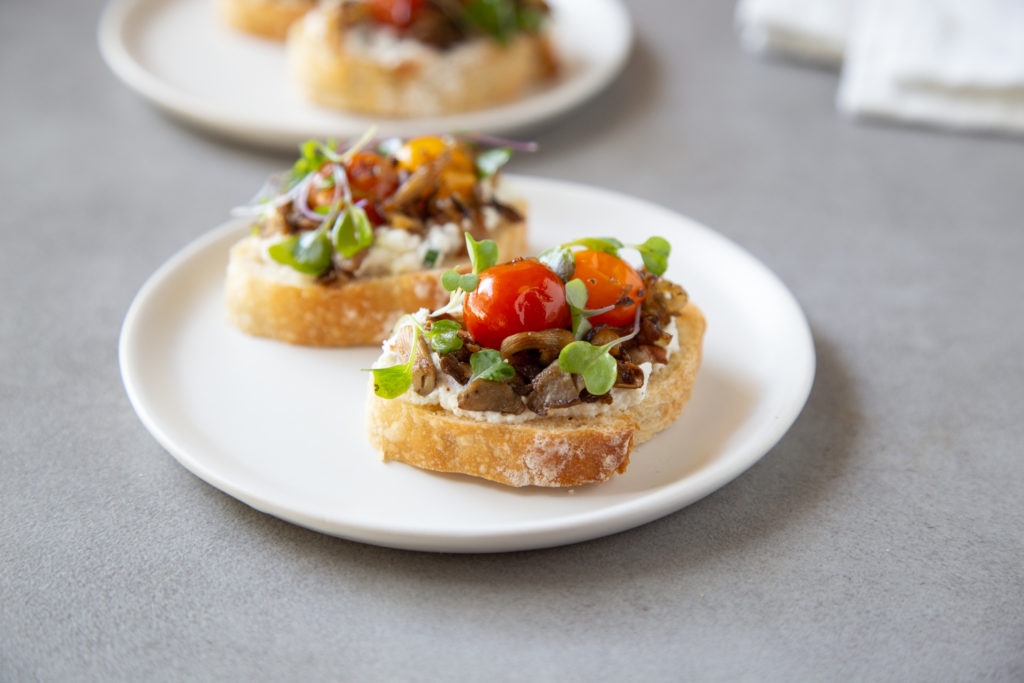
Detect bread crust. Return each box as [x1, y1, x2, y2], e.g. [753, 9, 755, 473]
[287, 8, 558, 116]
[365, 303, 706, 487]
[217, 0, 315, 40]
[224, 220, 528, 346]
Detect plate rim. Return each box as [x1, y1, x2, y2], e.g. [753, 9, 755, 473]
[97, 0, 635, 149]
[119, 175, 816, 552]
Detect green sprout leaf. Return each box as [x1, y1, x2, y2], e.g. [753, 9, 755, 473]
[564, 278, 618, 340]
[332, 204, 374, 258]
[564, 237, 623, 256]
[286, 139, 337, 189]
[558, 341, 618, 396]
[538, 245, 576, 282]
[469, 349, 515, 382]
[516, 4, 545, 32]
[462, 0, 518, 43]
[370, 342, 417, 399]
[425, 319, 464, 355]
[564, 278, 591, 340]
[423, 248, 440, 268]
[465, 233, 499, 274]
[475, 147, 512, 179]
[441, 270, 480, 293]
[557, 317, 642, 395]
[267, 228, 333, 276]
[635, 236, 671, 276]
[564, 278, 589, 310]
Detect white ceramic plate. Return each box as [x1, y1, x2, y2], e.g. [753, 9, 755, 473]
[98, 0, 632, 149]
[119, 176, 815, 553]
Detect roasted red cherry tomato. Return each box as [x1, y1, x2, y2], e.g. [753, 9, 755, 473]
[572, 250, 646, 327]
[344, 152, 399, 200]
[368, 0, 423, 28]
[464, 259, 571, 350]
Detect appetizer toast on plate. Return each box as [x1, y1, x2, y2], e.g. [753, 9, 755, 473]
[218, 0, 316, 40]
[225, 133, 529, 345]
[366, 234, 705, 487]
[288, 0, 558, 116]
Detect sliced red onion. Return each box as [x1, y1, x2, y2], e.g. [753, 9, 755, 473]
[456, 132, 539, 152]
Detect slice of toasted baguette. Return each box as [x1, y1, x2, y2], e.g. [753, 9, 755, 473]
[365, 303, 706, 487]
[217, 0, 315, 41]
[225, 220, 528, 346]
[286, 8, 558, 116]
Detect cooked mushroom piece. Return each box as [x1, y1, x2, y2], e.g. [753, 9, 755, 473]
[524, 362, 584, 415]
[615, 359, 646, 389]
[458, 378, 526, 414]
[624, 344, 668, 366]
[439, 353, 471, 385]
[644, 275, 689, 321]
[499, 329, 576, 358]
[381, 150, 449, 212]
[393, 325, 436, 396]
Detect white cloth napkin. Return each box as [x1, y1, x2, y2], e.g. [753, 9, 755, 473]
[736, 0, 857, 66]
[737, 0, 1024, 136]
[838, 0, 1024, 135]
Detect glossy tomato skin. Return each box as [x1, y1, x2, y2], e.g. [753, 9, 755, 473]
[464, 260, 571, 349]
[572, 250, 646, 327]
[344, 151, 399, 200]
[368, 0, 423, 28]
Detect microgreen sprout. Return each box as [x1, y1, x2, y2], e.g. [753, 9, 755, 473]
[425, 319, 464, 355]
[475, 147, 512, 179]
[368, 314, 468, 398]
[332, 203, 373, 258]
[266, 228, 333, 276]
[369, 325, 419, 399]
[462, 0, 545, 44]
[434, 233, 498, 316]
[562, 236, 672, 276]
[469, 349, 515, 382]
[564, 278, 616, 340]
[538, 245, 575, 282]
[557, 309, 642, 395]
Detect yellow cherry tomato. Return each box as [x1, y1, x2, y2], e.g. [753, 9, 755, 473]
[394, 136, 476, 198]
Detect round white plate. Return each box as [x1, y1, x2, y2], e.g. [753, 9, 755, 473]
[98, 0, 633, 149]
[119, 176, 815, 553]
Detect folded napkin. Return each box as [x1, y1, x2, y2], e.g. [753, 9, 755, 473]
[736, 0, 857, 67]
[737, 0, 1024, 136]
[839, 0, 1024, 135]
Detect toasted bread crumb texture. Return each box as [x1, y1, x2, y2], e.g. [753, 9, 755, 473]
[218, 0, 314, 41]
[365, 303, 706, 487]
[224, 220, 527, 346]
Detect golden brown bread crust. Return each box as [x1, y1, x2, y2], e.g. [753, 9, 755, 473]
[286, 7, 558, 116]
[224, 220, 528, 346]
[218, 0, 315, 40]
[365, 303, 706, 487]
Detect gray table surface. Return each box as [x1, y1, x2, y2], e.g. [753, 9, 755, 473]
[3, 0, 1022, 680]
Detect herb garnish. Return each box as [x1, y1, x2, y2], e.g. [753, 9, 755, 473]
[266, 228, 333, 276]
[435, 233, 498, 315]
[469, 348, 515, 382]
[562, 236, 672, 276]
[425, 319, 463, 355]
[368, 314, 467, 398]
[475, 147, 512, 179]
[462, 0, 545, 44]
[370, 335, 419, 399]
[563, 278, 616, 340]
[557, 315, 641, 396]
[538, 245, 575, 282]
[331, 204, 373, 258]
